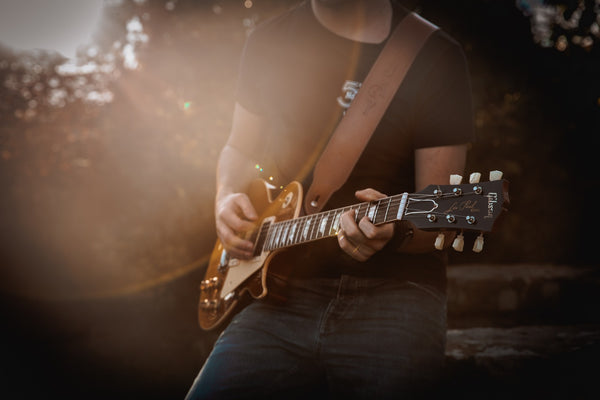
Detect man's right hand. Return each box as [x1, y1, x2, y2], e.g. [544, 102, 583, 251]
[215, 192, 258, 260]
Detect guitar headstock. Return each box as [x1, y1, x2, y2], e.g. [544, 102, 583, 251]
[403, 171, 509, 253]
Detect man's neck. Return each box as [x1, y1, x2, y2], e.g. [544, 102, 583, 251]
[311, 0, 392, 44]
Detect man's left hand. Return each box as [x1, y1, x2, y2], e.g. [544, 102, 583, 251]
[337, 188, 395, 262]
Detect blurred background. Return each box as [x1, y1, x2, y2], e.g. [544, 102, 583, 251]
[0, 0, 598, 398]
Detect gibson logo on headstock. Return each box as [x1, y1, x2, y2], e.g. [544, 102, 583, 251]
[486, 193, 498, 219]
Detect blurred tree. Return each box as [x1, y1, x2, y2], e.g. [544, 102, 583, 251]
[0, 0, 598, 301]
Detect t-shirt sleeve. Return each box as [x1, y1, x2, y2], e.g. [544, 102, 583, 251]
[225, 27, 275, 161]
[234, 28, 268, 116]
[412, 37, 475, 149]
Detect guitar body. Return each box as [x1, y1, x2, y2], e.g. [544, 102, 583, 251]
[198, 180, 303, 331]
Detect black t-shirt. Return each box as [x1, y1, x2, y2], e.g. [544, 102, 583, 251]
[232, 1, 474, 290]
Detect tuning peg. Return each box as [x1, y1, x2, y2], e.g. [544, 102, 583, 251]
[452, 233, 465, 252]
[434, 233, 445, 250]
[449, 174, 463, 185]
[469, 172, 481, 184]
[489, 170, 503, 181]
[472, 233, 484, 253]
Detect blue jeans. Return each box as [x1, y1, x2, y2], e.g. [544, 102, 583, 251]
[185, 275, 447, 399]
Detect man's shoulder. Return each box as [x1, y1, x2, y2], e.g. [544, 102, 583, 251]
[246, 1, 310, 42]
[391, 3, 462, 54]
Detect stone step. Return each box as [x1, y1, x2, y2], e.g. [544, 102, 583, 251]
[442, 324, 600, 399]
[446, 264, 600, 328]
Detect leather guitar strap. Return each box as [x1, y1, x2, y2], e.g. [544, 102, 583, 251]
[304, 12, 438, 214]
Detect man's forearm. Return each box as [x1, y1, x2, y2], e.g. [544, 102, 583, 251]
[215, 144, 259, 204]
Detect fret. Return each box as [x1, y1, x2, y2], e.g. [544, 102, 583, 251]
[357, 203, 367, 221]
[371, 199, 381, 224]
[291, 219, 302, 245]
[383, 197, 391, 223]
[274, 223, 284, 249]
[324, 210, 334, 237]
[379, 199, 388, 224]
[312, 215, 321, 239]
[265, 224, 275, 251]
[313, 213, 323, 240]
[319, 214, 328, 237]
[335, 208, 345, 233]
[331, 210, 341, 235]
[295, 217, 306, 244]
[300, 216, 310, 244]
[308, 214, 318, 241]
[370, 201, 378, 223]
[387, 195, 400, 222]
[282, 222, 290, 247]
[279, 222, 287, 246]
[302, 216, 312, 241]
[316, 213, 326, 238]
[265, 223, 275, 250]
[287, 220, 295, 244]
[349, 205, 358, 222]
[343, 206, 353, 225]
[268, 223, 278, 250]
[288, 222, 297, 245]
[272, 223, 282, 250]
[354, 204, 362, 221]
[367, 203, 376, 222]
[281, 222, 290, 247]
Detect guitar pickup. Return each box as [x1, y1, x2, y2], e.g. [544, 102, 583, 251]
[218, 249, 229, 273]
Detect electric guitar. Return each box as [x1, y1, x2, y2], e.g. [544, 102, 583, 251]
[198, 171, 509, 330]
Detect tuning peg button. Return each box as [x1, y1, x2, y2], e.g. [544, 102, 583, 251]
[434, 233, 445, 250]
[489, 170, 503, 181]
[449, 174, 463, 185]
[469, 172, 481, 184]
[452, 233, 465, 252]
[472, 234, 484, 253]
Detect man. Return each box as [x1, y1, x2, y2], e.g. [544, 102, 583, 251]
[186, 0, 473, 398]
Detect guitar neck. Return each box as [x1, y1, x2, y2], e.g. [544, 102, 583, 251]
[258, 193, 409, 253]
[252, 177, 507, 256]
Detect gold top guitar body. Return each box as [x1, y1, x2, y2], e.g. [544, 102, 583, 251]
[199, 180, 303, 330]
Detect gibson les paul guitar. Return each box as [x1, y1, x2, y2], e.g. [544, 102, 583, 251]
[198, 171, 509, 330]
